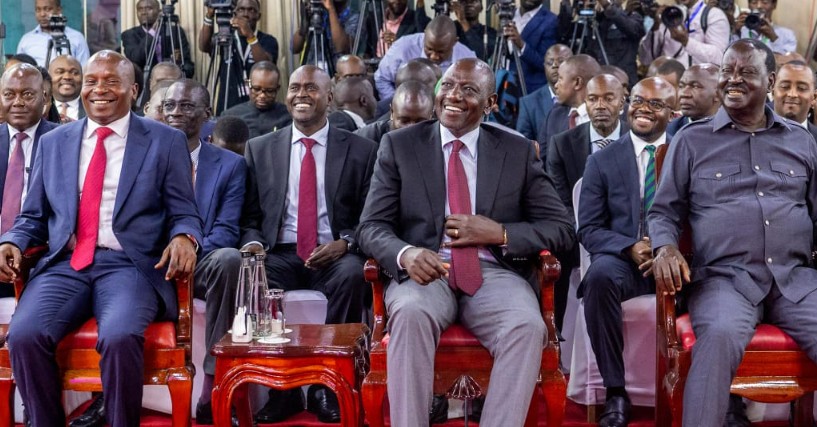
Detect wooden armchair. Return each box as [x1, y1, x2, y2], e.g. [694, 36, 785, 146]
[654, 145, 817, 427]
[0, 246, 194, 427]
[362, 250, 566, 427]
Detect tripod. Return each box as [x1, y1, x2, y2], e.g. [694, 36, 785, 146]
[569, 14, 609, 65]
[206, 27, 248, 116]
[352, 0, 384, 58]
[301, 9, 334, 75]
[45, 33, 71, 67]
[136, 1, 188, 108]
[489, 32, 528, 96]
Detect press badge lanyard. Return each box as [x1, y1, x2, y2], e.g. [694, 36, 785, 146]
[686, 1, 705, 32]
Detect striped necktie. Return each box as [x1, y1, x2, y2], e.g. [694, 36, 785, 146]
[643, 145, 657, 212]
[593, 139, 611, 150]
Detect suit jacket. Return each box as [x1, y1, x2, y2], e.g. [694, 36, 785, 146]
[0, 114, 203, 319]
[196, 142, 247, 256]
[240, 124, 378, 250]
[808, 122, 817, 143]
[328, 110, 359, 133]
[577, 133, 646, 260]
[666, 116, 692, 139]
[356, 120, 575, 282]
[538, 103, 569, 157]
[517, 85, 556, 141]
[354, 120, 392, 145]
[0, 120, 59, 204]
[512, 7, 559, 94]
[122, 25, 195, 78]
[546, 120, 631, 210]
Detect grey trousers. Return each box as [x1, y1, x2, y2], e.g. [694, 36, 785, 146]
[194, 248, 241, 376]
[683, 280, 817, 427]
[384, 263, 545, 427]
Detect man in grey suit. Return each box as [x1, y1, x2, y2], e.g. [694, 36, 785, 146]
[650, 39, 817, 426]
[357, 58, 575, 427]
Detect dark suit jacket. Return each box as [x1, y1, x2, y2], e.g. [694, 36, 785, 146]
[546, 120, 631, 210]
[0, 120, 59, 204]
[0, 114, 203, 319]
[356, 120, 575, 282]
[538, 103, 569, 157]
[122, 25, 195, 77]
[577, 133, 646, 260]
[196, 142, 247, 256]
[517, 85, 556, 141]
[328, 110, 360, 133]
[512, 7, 559, 94]
[354, 120, 392, 145]
[666, 116, 692, 139]
[355, 8, 430, 57]
[808, 122, 817, 143]
[240, 125, 378, 250]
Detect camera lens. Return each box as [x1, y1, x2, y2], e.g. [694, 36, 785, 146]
[745, 12, 762, 31]
[661, 6, 684, 28]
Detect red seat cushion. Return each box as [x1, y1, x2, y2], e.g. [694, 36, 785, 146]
[56, 319, 177, 350]
[381, 324, 482, 349]
[676, 314, 800, 351]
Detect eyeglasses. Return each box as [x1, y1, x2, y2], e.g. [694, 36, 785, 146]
[247, 83, 279, 97]
[630, 96, 669, 112]
[161, 101, 202, 113]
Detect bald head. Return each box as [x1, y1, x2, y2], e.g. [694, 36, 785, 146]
[423, 16, 458, 65]
[586, 74, 625, 135]
[555, 54, 601, 107]
[335, 55, 367, 81]
[1, 63, 46, 131]
[149, 61, 183, 91]
[334, 76, 376, 120]
[775, 51, 806, 71]
[677, 63, 720, 119]
[287, 65, 333, 134]
[425, 15, 457, 38]
[391, 80, 434, 130]
[82, 51, 138, 125]
[600, 64, 629, 92]
[49, 54, 82, 102]
[628, 77, 676, 142]
[396, 59, 439, 89]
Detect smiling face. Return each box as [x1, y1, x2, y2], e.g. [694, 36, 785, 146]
[48, 55, 82, 102]
[718, 42, 775, 118]
[628, 78, 675, 142]
[81, 52, 138, 125]
[773, 64, 816, 124]
[286, 65, 332, 134]
[435, 59, 496, 137]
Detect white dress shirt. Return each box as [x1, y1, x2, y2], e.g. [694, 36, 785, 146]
[738, 24, 797, 54]
[630, 131, 667, 197]
[16, 25, 91, 67]
[278, 121, 333, 245]
[509, 4, 543, 53]
[79, 115, 130, 250]
[638, 0, 730, 66]
[342, 109, 367, 130]
[54, 97, 81, 121]
[0, 122, 40, 231]
[589, 120, 621, 154]
[569, 103, 591, 127]
[190, 141, 201, 183]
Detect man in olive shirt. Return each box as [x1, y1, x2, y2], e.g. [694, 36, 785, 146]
[222, 61, 291, 139]
[650, 39, 817, 427]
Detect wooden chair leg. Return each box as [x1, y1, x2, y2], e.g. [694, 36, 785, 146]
[167, 372, 193, 427]
[234, 384, 253, 427]
[362, 373, 387, 427]
[0, 372, 14, 427]
[541, 370, 566, 427]
[793, 393, 814, 427]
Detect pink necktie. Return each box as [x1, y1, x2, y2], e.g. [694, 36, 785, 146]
[71, 127, 114, 271]
[1, 133, 28, 235]
[568, 110, 579, 129]
[447, 140, 483, 296]
[297, 138, 318, 261]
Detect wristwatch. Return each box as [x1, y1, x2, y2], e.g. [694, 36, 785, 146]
[340, 235, 354, 253]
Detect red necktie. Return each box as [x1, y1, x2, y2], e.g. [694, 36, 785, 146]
[297, 138, 318, 262]
[71, 127, 114, 271]
[568, 109, 579, 129]
[447, 140, 482, 296]
[1, 133, 28, 235]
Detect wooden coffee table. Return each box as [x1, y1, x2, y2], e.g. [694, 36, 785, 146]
[211, 323, 369, 427]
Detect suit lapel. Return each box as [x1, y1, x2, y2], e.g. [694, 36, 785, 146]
[612, 135, 641, 229]
[569, 124, 591, 173]
[114, 114, 150, 218]
[476, 127, 505, 217]
[0, 126, 9, 202]
[58, 120, 84, 228]
[78, 102, 86, 119]
[520, 8, 542, 41]
[415, 123, 445, 238]
[271, 128, 292, 226]
[324, 126, 349, 226]
[195, 143, 221, 226]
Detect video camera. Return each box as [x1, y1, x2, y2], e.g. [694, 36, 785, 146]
[575, 0, 596, 18]
[432, 0, 450, 16]
[48, 14, 67, 37]
[206, 0, 235, 44]
[661, 6, 684, 28]
[308, 0, 326, 33]
[744, 9, 765, 31]
[496, 0, 515, 28]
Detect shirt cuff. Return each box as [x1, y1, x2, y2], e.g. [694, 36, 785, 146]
[396, 245, 414, 270]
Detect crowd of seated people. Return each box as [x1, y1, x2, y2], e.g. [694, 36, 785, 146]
[0, 1, 816, 427]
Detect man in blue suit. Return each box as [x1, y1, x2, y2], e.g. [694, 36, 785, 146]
[503, 0, 559, 94]
[0, 51, 201, 427]
[577, 77, 676, 427]
[516, 44, 572, 140]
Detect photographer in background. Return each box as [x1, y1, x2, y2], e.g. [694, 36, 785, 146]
[558, 0, 645, 93]
[17, 0, 90, 67]
[123, 0, 195, 78]
[502, 0, 559, 93]
[452, 0, 497, 61]
[356, 0, 430, 59]
[198, 0, 278, 67]
[291, 0, 359, 63]
[734, 0, 795, 54]
[638, 0, 730, 66]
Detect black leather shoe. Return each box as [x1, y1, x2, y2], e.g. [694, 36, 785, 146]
[195, 401, 246, 427]
[429, 394, 448, 424]
[306, 385, 341, 423]
[724, 394, 750, 427]
[69, 394, 105, 427]
[468, 396, 484, 422]
[255, 388, 304, 423]
[598, 395, 631, 427]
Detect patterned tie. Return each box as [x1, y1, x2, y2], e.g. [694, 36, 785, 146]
[643, 145, 657, 213]
[297, 138, 318, 262]
[1, 133, 28, 235]
[568, 110, 579, 129]
[71, 127, 114, 271]
[447, 140, 483, 296]
[593, 139, 611, 150]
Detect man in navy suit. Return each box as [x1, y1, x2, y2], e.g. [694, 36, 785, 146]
[666, 63, 720, 138]
[577, 77, 676, 427]
[0, 64, 59, 297]
[0, 51, 201, 427]
[516, 44, 572, 140]
[503, 0, 558, 94]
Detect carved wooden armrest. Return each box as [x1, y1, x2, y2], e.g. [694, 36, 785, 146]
[174, 276, 193, 350]
[364, 259, 387, 343]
